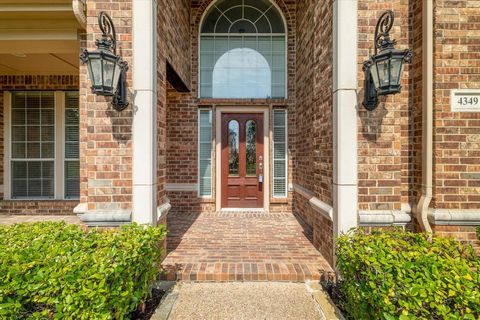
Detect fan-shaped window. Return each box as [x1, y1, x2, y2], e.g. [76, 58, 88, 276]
[200, 0, 287, 99]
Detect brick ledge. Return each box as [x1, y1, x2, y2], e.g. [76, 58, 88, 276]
[428, 209, 480, 226]
[292, 184, 333, 221]
[358, 210, 411, 227]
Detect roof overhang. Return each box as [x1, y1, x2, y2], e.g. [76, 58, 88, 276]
[0, 0, 85, 75]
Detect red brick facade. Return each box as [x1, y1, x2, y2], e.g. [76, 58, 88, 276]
[355, 0, 480, 247]
[165, 0, 297, 215]
[1, 0, 479, 260]
[157, 0, 192, 207]
[433, 0, 480, 210]
[80, 1, 133, 212]
[294, 0, 334, 263]
[357, 0, 412, 211]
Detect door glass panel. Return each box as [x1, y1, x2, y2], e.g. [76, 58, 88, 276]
[228, 120, 239, 175]
[246, 120, 256, 176]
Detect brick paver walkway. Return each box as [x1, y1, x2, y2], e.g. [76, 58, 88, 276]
[162, 212, 334, 282]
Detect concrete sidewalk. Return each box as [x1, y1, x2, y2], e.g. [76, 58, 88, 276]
[153, 282, 340, 320]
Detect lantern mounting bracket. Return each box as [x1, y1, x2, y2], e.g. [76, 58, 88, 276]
[363, 10, 412, 111]
[80, 11, 129, 112]
[362, 60, 378, 111]
[97, 12, 117, 54]
[374, 10, 395, 54]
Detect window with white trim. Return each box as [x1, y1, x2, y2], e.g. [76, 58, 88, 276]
[272, 109, 287, 197]
[198, 109, 212, 197]
[199, 0, 287, 99]
[6, 91, 80, 200]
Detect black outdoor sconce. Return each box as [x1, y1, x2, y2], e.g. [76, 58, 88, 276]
[363, 10, 412, 111]
[80, 12, 129, 111]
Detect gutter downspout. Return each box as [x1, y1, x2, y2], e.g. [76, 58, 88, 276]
[416, 0, 433, 233]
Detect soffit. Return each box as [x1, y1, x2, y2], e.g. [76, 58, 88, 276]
[0, 0, 83, 75]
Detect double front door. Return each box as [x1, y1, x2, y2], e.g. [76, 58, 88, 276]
[221, 113, 264, 208]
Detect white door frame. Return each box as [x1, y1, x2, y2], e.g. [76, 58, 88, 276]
[215, 106, 270, 211]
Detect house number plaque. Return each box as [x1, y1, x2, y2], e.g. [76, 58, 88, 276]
[450, 89, 480, 112]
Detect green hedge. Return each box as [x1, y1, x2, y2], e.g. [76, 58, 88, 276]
[0, 222, 166, 319]
[336, 229, 480, 320]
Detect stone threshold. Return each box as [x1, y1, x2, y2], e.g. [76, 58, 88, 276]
[161, 262, 335, 283]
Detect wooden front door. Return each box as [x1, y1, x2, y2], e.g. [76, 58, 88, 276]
[221, 113, 264, 208]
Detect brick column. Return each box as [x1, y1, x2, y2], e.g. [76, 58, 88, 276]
[77, 1, 133, 226]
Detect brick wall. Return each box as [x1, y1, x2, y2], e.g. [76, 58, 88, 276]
[0, 75, 79, 215]
[0, 201, 78, 215]
[81, 1, 133, 212]
[295, 0, 333, 205]
[157, 0, 192, 207]
[294, 0, 334, 263]
[357, 0, 412, 211]
[432, 0, 480, 210]
[164, 0, 191, 87]
[410, 0, 423, 212]
[165, 0, 296, 214]
[358, 0, 480, 248]
[165, 83, 203, 213]
[166, 85, 196, 185]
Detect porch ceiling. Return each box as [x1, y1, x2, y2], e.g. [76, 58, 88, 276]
[0, 0, 83, 75]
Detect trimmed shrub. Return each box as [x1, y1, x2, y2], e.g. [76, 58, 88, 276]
[0, 222, 166, 319]
[336, 229, 480, 320]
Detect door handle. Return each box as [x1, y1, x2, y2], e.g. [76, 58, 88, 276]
[259, 155, 263, 183]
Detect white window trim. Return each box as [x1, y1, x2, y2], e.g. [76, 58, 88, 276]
[4, 91, 11, 200]
[272, 108, 288, 198]
[55, 91, 64, 199]
[3, 90, 78, 201]
[63, 92, 81, 200]
[198, 108, 213, 198]
[198, 0, 289, 100]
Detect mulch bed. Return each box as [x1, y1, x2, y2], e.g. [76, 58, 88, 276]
[129, 288, 166, 320]
[322, 280, 349, 318]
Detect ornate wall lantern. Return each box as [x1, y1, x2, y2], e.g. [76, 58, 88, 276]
[363, 10, 412, 110]
[80, 12, 129, 111]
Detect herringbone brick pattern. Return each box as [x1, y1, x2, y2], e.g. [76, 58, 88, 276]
[161, 212, 334, 282]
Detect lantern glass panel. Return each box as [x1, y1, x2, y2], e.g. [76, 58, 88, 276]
[103, 59, 115, 91]
[390, 56, 404, 87]
[111, 62, 121, 93]
[90, 58, 103, 86]
[377, 59, 390, 88]
[370, 62, 380, 89]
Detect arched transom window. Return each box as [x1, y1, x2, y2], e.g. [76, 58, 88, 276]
[200, 0, 287, 99]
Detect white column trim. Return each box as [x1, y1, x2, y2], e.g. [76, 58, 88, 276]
[332, 0, 358, 235]
[132, 0, 157, 225]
